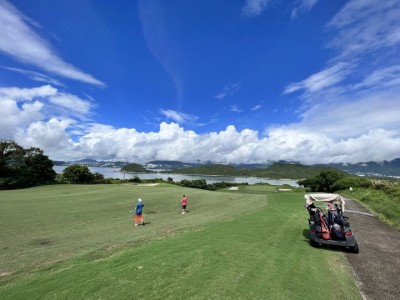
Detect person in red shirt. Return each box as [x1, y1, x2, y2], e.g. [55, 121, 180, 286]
[181, 195, 188, 214]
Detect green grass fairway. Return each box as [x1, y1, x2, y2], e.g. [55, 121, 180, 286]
[0, 184, 360, 299]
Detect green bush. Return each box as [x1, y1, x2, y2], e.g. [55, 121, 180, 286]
[333, 176, 372, 190]
[298, 170, 347, 192]
[62, 165, 94, 184]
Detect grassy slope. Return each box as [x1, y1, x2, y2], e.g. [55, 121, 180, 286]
[342, 187, 400, 229]
[0, 185, 360, 299]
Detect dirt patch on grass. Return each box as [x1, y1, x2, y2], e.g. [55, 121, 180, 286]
[0, 272, 12, 278]
[342, 196, 400, 300]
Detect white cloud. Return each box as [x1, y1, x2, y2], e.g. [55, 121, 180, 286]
[160, 109, 198, 124]
[229, 105, 243, 113]
[284, 62, 352, 95]
[14, 119, 397, 164]
[0, 98, 43, 138]
[2, 66, 65, 87]
[242, 0, 271, 17]
[0, 85, 94, 139]
[214, 81, 242, 99]
[251, 104, 262, 111]
[0, 1, 104, 86]
[15, 118, 73, 152]
[0, 84, 57, 100]
[49, 93, 93, 116]
[138, 0, 184, 104]
[291, 0, 318, 19]
[326, 0, 400, 60]
[352, 65, 400, 91]
[294, 90, 400, 139]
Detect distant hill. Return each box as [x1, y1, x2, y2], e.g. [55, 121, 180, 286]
[52, 158, 400, 178]
[164, 164, 243, 176]
[250, 163, 337, 179]
[328, 159, 400, 177]
[164, 163, 340, 179]
[121, 163, 153, 173]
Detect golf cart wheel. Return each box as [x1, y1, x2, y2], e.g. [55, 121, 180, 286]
[351, 242, 359, 254]
[309, 237, 318, 248]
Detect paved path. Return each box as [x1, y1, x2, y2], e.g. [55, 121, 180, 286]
[342, 196, 400, 300]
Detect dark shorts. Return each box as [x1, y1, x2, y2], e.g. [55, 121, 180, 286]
[182, 205, 186, 209]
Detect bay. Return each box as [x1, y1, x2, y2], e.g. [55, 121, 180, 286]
[53, 165, 299, 187]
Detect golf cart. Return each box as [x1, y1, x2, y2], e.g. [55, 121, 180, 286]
[304, 193, 359, 253]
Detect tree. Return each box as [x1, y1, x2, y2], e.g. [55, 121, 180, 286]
[298, 170, 347, 192]
[0, 140, 56, 189]
[62, 165, 94, 184]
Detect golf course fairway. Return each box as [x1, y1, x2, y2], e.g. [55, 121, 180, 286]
[0, 184, 360, 299]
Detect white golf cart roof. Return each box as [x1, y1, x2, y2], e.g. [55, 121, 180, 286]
[304, 193, 345, 211]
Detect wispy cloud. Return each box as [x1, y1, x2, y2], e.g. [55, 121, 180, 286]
[251, 104, 262, 111]
[291, 0, 318, 19]
[138, 0, 184, 107]
[214, 81, 242, 99]
[242, 0, 271, 17]
[0, 0, 105, 86]
[326, 0, 400, 60]
[352, 65, 400, 92]
[0, 84, 57, 100]
[49, 93, 93, 116]
[229, 104, 243, 113]
[283, 62, 352, 95]
[160, 109, 198, 124]
[2, 66, 65, 87]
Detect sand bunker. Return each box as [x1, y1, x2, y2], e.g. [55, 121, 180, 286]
[228, 186, 239, 191]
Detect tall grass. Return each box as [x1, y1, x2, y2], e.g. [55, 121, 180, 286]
[0, 184, 360, 299]
[343, 185, 400, 229]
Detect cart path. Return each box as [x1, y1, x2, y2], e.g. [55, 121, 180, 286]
[342, 196, 400, 300]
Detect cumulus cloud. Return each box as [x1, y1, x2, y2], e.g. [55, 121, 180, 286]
[12, 119, 398, 164]
[0, 85, 94, 139]
[0, 0, 104, 86]
[2, 84, 400, 163]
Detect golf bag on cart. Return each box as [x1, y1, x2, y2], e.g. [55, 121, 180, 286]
[306, 203, 330, 240]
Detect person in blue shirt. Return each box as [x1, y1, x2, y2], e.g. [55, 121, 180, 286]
[134, 198, 145, 226]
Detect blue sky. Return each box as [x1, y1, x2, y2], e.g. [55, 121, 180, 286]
[1, 0, 400, 164]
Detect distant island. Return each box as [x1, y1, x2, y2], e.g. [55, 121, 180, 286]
[53, 158, 400, 179]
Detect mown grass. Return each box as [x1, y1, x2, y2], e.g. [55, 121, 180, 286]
[0, 184, 360, 299]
